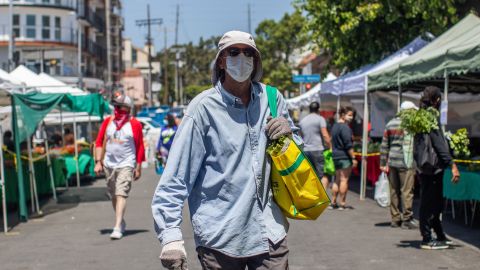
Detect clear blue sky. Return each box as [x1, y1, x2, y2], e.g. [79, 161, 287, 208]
[123, 0, 295, 52]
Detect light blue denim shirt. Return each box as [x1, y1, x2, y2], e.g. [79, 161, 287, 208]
[152, 81, 300, 257]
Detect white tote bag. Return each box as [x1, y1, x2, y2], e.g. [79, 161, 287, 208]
[374, 173, 390, 207]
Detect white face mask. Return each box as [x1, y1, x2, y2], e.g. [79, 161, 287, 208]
[226, 54, 254, 82]
[345, 116, 354, 123]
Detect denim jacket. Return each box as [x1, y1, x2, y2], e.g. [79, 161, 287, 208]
[152, 81, 300, 257]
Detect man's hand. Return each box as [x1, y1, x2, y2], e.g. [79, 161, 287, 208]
[134, 166, 142, 181]
[451, 163, 460, 184]
[380, 166, 389, 174]
[159, 240, 188, 270]
[94, 161, 103, 175]
[266, 116, 292, 140]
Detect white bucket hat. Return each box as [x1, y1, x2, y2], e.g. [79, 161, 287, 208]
[400, 101, 419, 111]
[211, 30, 263, 85]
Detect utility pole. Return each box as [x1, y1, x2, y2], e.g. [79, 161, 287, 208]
[162, 27, 169, 105]
[106, 0, 112, 97]
[174, 4, 180, 104]
[77, 20, 83, 89]
[8, 0, 13, 72]
[136, 5, 162, 107]
[248, 3, 252, 34]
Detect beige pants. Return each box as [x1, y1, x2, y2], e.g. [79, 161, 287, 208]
[104, 167, 134, 198]
[388, 167, 415, 222]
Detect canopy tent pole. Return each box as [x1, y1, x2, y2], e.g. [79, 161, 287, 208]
[0, 126, 9, 233]
[43, 124, 57, 201]
[87, 115, 93, 142]
[397, 72, 402, 112]
[73, 114, 81, 187]
[336, 95, 341, 121]
[60, 109, 65, 148]
[443, 69, 449, 132]
[26, 137, 41, 215]
[360, 76, 369, 200]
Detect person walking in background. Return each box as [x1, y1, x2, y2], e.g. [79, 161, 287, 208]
[330, 106, 357, 210]
[156, 113, 178, 167]
[299, 101, 331, 189]
[94, 93, 145, 240]
[414, 86, 460, 250]
[152, 30, 299, 270]
[380, 101, 419, 229]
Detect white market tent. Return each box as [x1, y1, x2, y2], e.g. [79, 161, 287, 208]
[9, 65, 84, 94]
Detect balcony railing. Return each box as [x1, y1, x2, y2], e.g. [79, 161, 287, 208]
[0, 0, 76, 10]
[78, 7, 106, 32]
[0, 24, 106, 61]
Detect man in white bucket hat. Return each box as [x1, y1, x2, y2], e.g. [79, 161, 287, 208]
[152, 30, 300, 269]
[380, 101, 419, 230]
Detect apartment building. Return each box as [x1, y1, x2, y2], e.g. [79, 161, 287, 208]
[0, 0, 123, 91]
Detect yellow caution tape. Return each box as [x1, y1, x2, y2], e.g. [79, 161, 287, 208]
[453, 159, 480, 164]
[353, 152, 381, 157]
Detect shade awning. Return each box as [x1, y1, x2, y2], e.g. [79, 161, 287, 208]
[368, 14, 480, 91]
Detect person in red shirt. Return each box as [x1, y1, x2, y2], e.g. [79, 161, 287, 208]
[94, 93, 145, 239]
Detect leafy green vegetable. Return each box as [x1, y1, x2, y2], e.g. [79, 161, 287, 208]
[267, 136, 289, 156]
[446, 128, 470, 158]
[398, 108, 439, 134]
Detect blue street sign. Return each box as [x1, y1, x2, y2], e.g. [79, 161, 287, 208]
[292, 74, 321, 83]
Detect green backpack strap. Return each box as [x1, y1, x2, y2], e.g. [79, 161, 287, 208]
[266, 85, 278, 118]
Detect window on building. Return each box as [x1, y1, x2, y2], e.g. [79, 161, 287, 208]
[54, 17, 61, 41]
[12, 14, 20, 38]
[42, 16, 50, 39]
[132, 48, 137, 63]
[26, 15, 36, 39]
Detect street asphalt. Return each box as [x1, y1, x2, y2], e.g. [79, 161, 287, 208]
[0, 167, 479, 270]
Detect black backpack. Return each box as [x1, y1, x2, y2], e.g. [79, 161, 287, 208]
[414, 133, 441, 175]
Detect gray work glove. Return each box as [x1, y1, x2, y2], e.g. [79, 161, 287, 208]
[266, 116, 292, 140]
[159, 240, 188, 270]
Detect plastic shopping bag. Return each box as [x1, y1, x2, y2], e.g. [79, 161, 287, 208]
[374, 172, 390, 207]
[323, 149, 335, 176]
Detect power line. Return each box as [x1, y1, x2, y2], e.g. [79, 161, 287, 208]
[136, 4, 163, 107]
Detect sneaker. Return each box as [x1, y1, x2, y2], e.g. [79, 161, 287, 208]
[401, 219, 418, 230]
[338, 205, 346, 211]
[110, 227, 123, 240]
[420, 240, 449, 250]
[120, 220, 126, 234]
[328, 203, 338, 210]
[437, 237, 453, 245]
[391, 221, 402, 228]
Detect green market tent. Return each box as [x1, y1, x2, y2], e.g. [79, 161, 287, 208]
[11, 92, 110, 221]
[368, 13, 480, 92]
[355, 14, 480, 200]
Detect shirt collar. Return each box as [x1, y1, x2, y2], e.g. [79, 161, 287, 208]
[216, 81, 260, 108]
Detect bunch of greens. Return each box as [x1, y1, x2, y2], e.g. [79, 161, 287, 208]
[446, 128, 470, 158]
[398, 107, 439, 134]
[267, 136, 289, 156]
[368, 142, 381, 153]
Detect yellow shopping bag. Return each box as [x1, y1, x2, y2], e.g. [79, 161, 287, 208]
[267, 85, 330, 220]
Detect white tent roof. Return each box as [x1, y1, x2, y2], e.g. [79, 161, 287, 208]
[9, 65, 85, 94]
[286, 72, 337, 109]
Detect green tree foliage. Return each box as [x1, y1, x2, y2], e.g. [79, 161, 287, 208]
[255, 11, 309, 93]
[296, 0, 463, 71]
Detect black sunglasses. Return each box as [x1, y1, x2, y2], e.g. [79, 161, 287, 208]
[226, 47, 256, 58]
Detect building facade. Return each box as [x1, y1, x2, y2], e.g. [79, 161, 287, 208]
[0, 0, 123, 91]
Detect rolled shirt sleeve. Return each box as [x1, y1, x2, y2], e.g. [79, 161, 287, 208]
[151, 115, 206, 245]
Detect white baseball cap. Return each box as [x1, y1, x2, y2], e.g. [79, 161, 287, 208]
[211, 30, 263, 85]
[400, 101, 419, 111]
[112, 92, 134, 109]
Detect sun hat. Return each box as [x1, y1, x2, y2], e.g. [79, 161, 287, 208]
[400, 101, 419, 111]
[211, 30, 263, 85]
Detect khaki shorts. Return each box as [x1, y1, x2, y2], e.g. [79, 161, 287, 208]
[104, 167, 134, 198]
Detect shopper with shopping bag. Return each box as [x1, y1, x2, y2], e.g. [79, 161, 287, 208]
[380, 101, 418, 230]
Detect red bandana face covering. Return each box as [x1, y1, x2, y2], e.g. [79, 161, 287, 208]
[113, 107, 130, 130]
